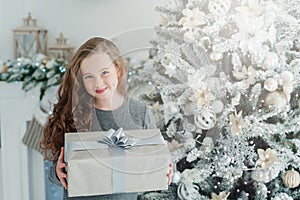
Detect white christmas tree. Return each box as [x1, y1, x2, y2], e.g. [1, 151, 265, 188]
[128, 0, 300, 199]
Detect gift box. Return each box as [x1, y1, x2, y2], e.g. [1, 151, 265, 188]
[64, 128, 171, 197]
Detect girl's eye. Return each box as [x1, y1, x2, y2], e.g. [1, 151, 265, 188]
[101, 71, 109, 76]
[84, 75, 94, 79]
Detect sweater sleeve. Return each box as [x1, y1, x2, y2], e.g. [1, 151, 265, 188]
[48, 161, 63, 186]
[144, 106, 157, 129]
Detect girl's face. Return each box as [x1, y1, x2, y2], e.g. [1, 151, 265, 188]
[80, 53, 120, 102]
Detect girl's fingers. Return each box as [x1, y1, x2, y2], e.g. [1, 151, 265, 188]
[167, 170, 174, 185]
[57, 170, 67, 178]
[58, 162, 66, 168]
[59, 147, 64, 161]
[167, 162, 174, 185]
[60, 177, 68, 190]
[56, 147, 68, 189]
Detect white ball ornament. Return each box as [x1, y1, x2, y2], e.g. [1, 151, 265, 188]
[211, 100, 224, 113]
[177, 183, 190, 200]
[208, 0, 232, 16]
[264, 52, 279, 69]
[264, 91, 287, 110]
[177, 182, 199, 200]
[282, 169, 300, 189]
[183, 31, 196, 44]
[194, 108, 217, 130]
[172, 171, 181, 184]
[264, 78, 278, 92]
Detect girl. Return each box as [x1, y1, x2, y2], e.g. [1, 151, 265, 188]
[41, 37, 173, 200]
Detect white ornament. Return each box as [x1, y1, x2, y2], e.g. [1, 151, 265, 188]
[283, 84, 293, 95]
[252, 170, 271, 183]
[183, 31, 196, 43]
[40, 85, 59, 115]
[194, 108, 216, 130]
[264, 78, 278, 92]
[177, 182, 199, 200]
[283, 84, 293, 101]
[172, 171, 181, 184]
[210, 52, 223, 61]
[211, 191, 230, 200]
[264, 52, 279, 70]
[208, 0, 231, 16]
[264, 91, 287, 110]
[164, 63, 177, 77]
[211, 100, 224, 113]
[179, 8, 206, 30]
[177, 183, 190, 200]
[200, 64, 216, 77]
[280, 71, 294, 85]
[282, 169, 300, 188]
[45, 59, 57, 69]
[164, 102, 180, 123]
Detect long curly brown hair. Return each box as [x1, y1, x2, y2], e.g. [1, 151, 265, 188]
[40, 37, 128, 161]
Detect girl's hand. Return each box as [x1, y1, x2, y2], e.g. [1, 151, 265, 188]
[56, 147, 68, 190]
[165, 140, 174, 185]
[167, 162, 174, 185]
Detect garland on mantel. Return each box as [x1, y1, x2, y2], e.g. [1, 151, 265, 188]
[0, 54, 67, 100]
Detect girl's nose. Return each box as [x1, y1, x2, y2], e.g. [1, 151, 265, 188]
[96, 76, 104, 87]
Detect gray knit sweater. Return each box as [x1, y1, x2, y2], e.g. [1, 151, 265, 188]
[48, 97, 156, 200]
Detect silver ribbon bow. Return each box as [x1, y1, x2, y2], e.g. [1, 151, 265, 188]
[97, 128, 136, 149]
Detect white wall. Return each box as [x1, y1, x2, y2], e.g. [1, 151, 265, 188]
[0, 0, 161, 60]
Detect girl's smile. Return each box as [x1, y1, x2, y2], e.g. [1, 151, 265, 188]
[95, 87, 107, 94]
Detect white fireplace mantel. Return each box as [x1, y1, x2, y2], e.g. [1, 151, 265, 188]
[0, 82, 45, 200]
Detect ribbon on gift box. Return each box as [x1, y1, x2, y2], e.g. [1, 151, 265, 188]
[65, 128, 165, 153]
[65, 128, 166, 194]
[97, 128, 136, 149]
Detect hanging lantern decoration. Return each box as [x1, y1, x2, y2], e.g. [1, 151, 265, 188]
[48, 33, 74, 62]
[12, 12, 48, 58]
[282, 169, 300, 189]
